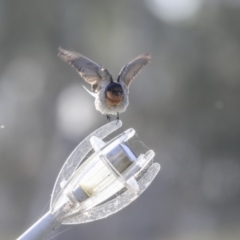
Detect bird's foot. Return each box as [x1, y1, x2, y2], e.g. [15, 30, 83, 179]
[106, 115, 111, 122]
[115, 112, 120, 124]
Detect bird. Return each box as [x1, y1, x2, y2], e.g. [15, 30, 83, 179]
[58, 47, 151, 121]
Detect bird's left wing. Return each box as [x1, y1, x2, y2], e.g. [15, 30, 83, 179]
[117, 53, 151, 88]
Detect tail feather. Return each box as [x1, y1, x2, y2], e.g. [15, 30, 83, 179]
[82, 85, 97, 98]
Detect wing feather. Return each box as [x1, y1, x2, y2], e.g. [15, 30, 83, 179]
[58, 47, 112, 90]
[118, 53, 151, 88]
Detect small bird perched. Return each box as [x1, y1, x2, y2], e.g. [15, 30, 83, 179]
[58, 47, 151, 121]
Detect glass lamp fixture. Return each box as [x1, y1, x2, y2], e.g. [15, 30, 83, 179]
[17, 121, 160, 240]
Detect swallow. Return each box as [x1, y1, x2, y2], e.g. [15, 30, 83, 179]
[58, 47, 151, 121]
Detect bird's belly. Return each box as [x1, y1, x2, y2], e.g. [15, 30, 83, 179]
[94, 86, 129, 115]
[95, 96, 128, 115]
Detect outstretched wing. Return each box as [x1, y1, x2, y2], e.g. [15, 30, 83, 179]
[58, 47, 112, 91]
[117, 53, 151, 88]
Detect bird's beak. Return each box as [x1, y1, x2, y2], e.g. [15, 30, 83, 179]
[116, 92, 123, 96]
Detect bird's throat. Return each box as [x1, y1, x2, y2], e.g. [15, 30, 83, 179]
[106, 91, 123, 106]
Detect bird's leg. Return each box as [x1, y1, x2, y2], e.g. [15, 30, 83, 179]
[106, 115, 111, 122]
[115, 112, 120, 124]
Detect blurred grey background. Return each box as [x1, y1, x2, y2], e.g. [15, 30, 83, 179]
[0, 0, 240, 239]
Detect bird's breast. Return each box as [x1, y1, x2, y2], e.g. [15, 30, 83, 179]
[105, 91, 123, 106]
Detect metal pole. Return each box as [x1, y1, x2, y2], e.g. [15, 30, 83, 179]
[17, 211, 61, 240]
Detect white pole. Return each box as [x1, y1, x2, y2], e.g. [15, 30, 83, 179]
[17, 211, 61, 240]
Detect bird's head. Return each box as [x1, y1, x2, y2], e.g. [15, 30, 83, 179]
[105, 83, 124, 105]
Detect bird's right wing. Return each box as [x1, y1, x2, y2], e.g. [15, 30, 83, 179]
[58, 47, 112, 91]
